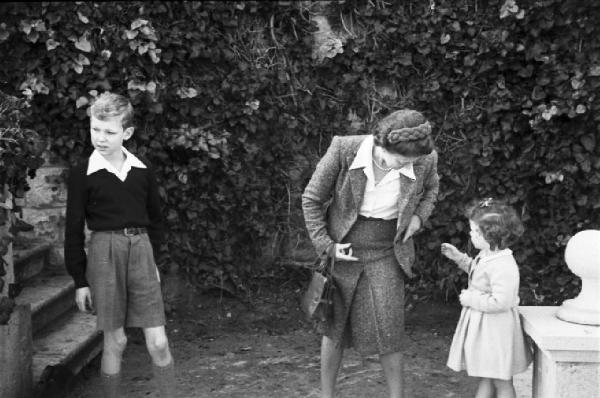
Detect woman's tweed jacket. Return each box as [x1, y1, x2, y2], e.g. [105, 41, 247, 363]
[302, 135, 439, 276]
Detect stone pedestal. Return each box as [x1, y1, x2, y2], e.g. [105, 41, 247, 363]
[519, 306, 600, 398]
[556, 230, 600, 325]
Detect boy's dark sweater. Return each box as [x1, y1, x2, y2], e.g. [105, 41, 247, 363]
[64, 159, 165, 288]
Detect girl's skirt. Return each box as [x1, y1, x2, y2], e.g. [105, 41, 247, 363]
[447, 306, 532, 379]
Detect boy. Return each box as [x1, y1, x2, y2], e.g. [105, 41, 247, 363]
[64, 92, 175, 397]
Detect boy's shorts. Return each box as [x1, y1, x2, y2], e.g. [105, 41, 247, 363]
[86, 230, 166, 331]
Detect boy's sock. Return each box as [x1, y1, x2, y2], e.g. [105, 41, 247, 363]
[152, 360, 176, 397]
[100, 371, 121, 398]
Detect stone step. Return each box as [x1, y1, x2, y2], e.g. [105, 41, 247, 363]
[32, 310, 102, 384]
[15, 274, 76, 335]
[12, 239, 52, 285]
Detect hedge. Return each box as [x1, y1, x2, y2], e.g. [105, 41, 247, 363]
[0, 0, 598, 304]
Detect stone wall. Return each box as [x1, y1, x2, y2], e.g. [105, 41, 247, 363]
[20, 154, 68, 272]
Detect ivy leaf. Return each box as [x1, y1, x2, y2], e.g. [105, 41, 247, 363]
[75, 96, 89, 108]
[146, 81, 157, 94]
[440, 33, 450, 45]
[397, 52, 412, 66]
[149, 49, 161, 63]
[138, 42, 149, 54]
[77, 11, 89, 24]
[589, 65, 600, 77]
[531, 86, 546, 100]
[177, 87, 198, 98]
[149, 103, 163, 114]
[571, 77, 584, 90]
[576, 195, 588, 207]
[0, 23, 10, 42]
[19, 19, 33, 34]
[125, 29, 138, 40]
[27, 31, 40, 43]
[580, 135, 596, 152]
[131, 18, 148, 30]
[45, 38, 60, 51]
[72, 63, 83, 74]
[74, 35, 92, 52]
[32, 20, 47, 32]
[463, 54, 476, 67]
[78, 54, 90, 66]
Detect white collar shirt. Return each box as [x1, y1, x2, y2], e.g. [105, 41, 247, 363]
[349, 135, 416, 220]
[87, 147, 146, 182]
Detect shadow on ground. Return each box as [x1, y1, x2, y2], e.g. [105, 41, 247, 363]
[63, 276, 483, 398]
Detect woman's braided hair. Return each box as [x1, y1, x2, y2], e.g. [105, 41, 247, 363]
[372, 109, 434, 156]
[465, 198, 525, 250]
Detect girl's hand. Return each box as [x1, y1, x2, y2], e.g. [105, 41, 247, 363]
[459, 289, 471, 307]
[441, 243, 462, 263]
[331, 243, 359, 261]
[402, 215, 422, 243]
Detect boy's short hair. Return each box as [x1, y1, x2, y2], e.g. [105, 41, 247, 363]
[465, 198, 525, 250]
[90, 92, 134, 129]
[372, 109, 435, 157]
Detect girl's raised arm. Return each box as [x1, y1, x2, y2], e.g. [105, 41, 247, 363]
[441, 243, 474, 273]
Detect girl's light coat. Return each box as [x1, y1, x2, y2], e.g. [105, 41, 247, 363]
[447, 249, 533, 379]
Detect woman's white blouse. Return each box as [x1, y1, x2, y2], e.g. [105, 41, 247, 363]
[349, 136, 415, 220]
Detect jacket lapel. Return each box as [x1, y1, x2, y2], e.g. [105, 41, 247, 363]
[396, 173, 416, 221]
[395, 163, 424, 230]
[345, 147, 367, 211]
[349, 167, 367, 210]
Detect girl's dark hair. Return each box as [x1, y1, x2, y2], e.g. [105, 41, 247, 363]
[372, 109, 435, 157]
[465, 198, 525, 250]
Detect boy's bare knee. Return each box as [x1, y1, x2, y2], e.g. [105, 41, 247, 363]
[104, 330, 128, 353]
[146, 334, 169, 354]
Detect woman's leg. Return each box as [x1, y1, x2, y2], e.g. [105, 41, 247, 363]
[475, 377, 495, 398]
[380, 351, 405, 398]
[321, 335, 344, 398]
[101, 328, 127, 398]
[493, 378, 516, 398]
[144, 326, 175, 398]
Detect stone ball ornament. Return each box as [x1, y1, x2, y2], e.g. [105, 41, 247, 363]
[556, 230, 600, 325]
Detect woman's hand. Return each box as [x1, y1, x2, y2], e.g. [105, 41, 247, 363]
[331, 243, 359, 261]
[441, 243, 462, 263]
[402, 215, 422, 242]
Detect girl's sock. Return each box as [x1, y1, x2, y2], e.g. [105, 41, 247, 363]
[100, 371, 120, 398]
[152, 360, 176, 397]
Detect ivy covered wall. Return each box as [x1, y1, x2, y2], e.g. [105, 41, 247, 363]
[0, 1, 598, 303]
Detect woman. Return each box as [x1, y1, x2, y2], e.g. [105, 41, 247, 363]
[302, 109, 439, 398]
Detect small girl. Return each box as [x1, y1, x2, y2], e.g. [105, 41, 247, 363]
[441, 198, 532, 398]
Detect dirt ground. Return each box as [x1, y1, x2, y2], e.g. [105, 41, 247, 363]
[61, 276, 530, 398]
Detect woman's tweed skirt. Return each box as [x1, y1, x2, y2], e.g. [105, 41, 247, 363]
[324, 216, 405, 356]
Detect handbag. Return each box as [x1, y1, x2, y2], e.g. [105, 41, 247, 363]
[301, 255, 336, 322]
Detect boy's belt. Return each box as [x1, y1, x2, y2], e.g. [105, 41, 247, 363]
[111, 227, 147, 236]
